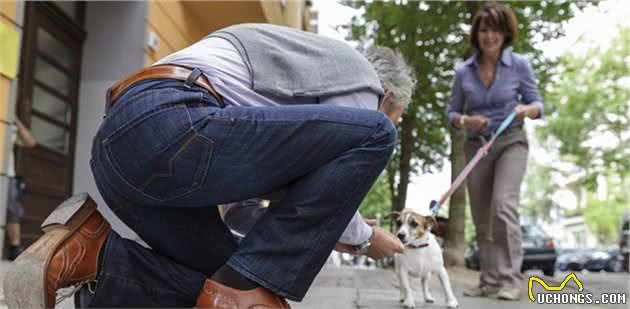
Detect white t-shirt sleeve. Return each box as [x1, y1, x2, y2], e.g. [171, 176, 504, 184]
[337, 211, 373, 245]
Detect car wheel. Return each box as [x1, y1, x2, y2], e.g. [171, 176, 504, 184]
[543, 267, 555, 277]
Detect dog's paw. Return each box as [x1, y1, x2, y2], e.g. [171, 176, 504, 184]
[424, 295, 435, 303]
[402, 299, 415, 308]
[445, 300, 459, 309]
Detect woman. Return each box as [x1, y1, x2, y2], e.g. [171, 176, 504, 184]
[4, 117, 37, 260]
[446, 2, 543, 301]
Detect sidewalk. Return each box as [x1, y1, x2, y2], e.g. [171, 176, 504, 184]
[1, 259, 627, 308]
[292, 265, 627, 309]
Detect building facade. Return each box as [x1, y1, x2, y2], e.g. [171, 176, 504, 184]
[0, 0, 313, 257]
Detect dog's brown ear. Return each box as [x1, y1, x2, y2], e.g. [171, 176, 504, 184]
[384, 211, 401, 219]
[423, 216, 438, 230]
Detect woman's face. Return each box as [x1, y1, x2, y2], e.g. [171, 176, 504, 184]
[477, 22, 505, 55]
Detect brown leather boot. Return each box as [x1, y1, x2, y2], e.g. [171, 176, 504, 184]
[3, 193, 110, 308]
[196, 279, 291, 309]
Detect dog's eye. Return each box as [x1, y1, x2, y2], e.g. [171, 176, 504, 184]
[395, 219, 402, 226]
[410, 221, 418, 228]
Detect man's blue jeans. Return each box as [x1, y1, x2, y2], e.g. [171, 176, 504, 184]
[88, 78, 396, 305]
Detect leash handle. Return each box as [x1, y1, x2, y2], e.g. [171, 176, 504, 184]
[430, 111, 518, 215]
[494, 111, 517, 137]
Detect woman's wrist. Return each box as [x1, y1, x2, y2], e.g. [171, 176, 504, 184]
[528, 104, 540, 118]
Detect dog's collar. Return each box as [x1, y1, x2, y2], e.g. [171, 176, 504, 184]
[406, 242, 429, 249]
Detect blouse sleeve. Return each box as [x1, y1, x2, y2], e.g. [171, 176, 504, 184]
[518, 59, 544, 118]
[446, 68, 465, 126]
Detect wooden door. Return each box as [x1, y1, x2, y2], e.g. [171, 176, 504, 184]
[13, 2, 85, 247]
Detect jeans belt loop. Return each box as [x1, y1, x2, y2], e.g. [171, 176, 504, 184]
[185, 68, 203, 89]
[104, 88, 113, 118]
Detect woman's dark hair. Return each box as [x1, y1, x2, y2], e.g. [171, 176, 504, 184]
[470, 2, 518, 51]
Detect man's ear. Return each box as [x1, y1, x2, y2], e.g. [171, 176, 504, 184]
[379, 90, 405, 124]
[378, 90, 394, 113]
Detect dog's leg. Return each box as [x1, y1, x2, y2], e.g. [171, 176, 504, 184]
[422, 272, 435, 303]
[396, 258, 406, 303]
[400, 271, 415, 308]
[437, 267, 459, 309]
[397, 272, 406, 303]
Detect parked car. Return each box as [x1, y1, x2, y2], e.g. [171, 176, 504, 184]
[584, 248, 625, 272]
[432, 216, 449, 247]
[464, 241, 480, 271]
[620, 213, 630, 272]
[556, 248, 589, 272]
[465, 224, 557, 276]
[521, 225, 557, 276]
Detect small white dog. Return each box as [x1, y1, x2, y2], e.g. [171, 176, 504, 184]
[393, 208, 458, 309]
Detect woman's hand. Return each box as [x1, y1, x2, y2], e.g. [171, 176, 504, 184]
[514, 104, 539, 121]
[461, 115, 489, 133]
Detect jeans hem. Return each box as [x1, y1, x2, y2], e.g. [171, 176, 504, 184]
[226, 258, 303, 302]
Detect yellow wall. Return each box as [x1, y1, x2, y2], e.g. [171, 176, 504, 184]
[145, 1, 205, 65]
[261, 0, 304, 29]
[145, 0, 308, 66]
[0, 0, 20, 170]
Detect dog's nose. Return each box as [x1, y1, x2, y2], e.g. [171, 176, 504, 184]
[397, 233, 405, 242]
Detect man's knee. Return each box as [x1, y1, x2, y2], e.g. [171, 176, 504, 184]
[368, 114, 397, 152]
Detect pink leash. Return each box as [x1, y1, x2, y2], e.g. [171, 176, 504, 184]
[430, 111, 517, 215]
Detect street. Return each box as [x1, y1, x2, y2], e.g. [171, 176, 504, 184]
[2, 260, 627, 308]
[291, 265, 629, 309]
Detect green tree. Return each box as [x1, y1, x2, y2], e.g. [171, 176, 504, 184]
[583, 175, 629, 243]
[360, 173, 393, 230]
[539, 26, 630, 189]
[344, 0, 589, 267]
[538, 26, 629, 241]
[521, 160, 558, 223]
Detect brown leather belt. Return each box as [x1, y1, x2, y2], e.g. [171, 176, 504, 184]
[106, 65, 224, 107]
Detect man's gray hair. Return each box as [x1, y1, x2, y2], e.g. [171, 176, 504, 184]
[364, 46, 416, 109]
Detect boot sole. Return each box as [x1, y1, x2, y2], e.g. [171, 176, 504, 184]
[3, 193, 98, 308]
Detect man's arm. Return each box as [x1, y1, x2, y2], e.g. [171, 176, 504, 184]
[222, 201, 372, 245]
[338, 212, 373, 245]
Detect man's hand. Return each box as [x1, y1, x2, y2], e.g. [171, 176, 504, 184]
[461, 114, 489, 133]
[514, 103, 539, 121]
[365, 226, 404, 260]
[334, 225, 404, 260]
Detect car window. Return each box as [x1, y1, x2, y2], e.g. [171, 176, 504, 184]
[521, 225, 547, 238]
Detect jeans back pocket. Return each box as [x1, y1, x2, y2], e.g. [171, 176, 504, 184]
[103, 102, 214, 202]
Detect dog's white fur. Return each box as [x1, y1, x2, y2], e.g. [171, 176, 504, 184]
[394, 209, 458, 309]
